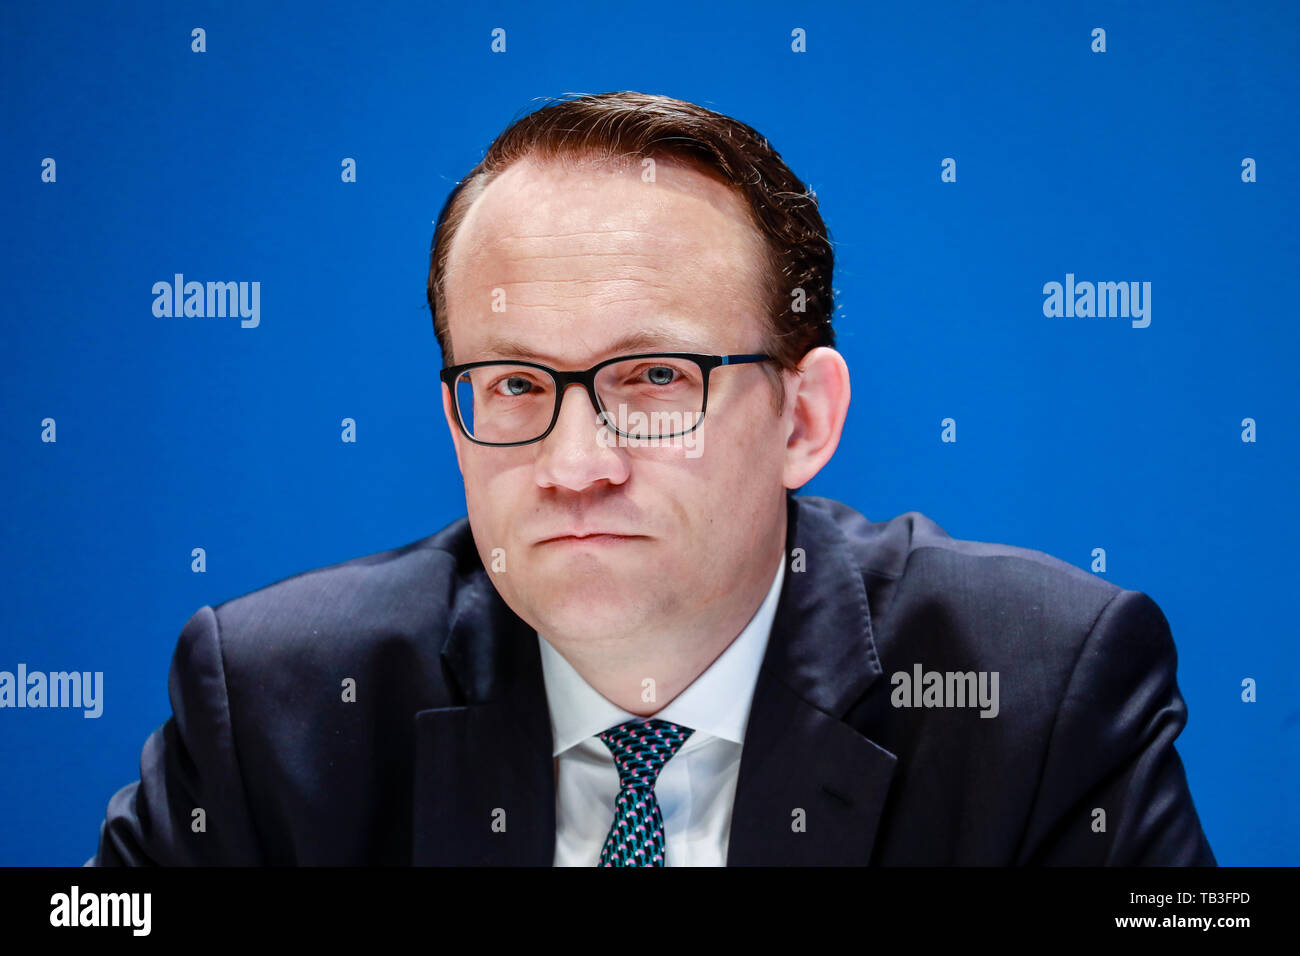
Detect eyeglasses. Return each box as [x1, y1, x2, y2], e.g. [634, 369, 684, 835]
[439, 352, 775, 447]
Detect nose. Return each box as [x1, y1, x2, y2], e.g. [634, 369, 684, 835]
[533, 383, 629, 491]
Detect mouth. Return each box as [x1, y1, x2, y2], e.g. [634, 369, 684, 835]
[536, 533, 646, 546]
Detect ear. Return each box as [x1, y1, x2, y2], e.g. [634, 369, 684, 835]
[782, 347, 851, 490]
[441, 382, 465, 475]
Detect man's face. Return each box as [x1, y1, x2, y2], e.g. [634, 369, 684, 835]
[441, 154, 793, 648]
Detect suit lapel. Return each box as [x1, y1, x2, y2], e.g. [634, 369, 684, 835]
[727, 494, 898, 865]
[412, 571, 556, 865]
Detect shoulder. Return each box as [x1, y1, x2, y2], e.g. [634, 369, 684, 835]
[796, 494, 1132, 661]
[800, 493, 1112, 588]
[801, 494, 1184, 751]
[201, 515, 481, 685]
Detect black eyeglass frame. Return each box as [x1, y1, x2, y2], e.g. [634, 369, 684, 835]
[439, 352, 775, 447]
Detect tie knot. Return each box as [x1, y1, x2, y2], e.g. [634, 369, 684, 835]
[597, 718, 694, 789]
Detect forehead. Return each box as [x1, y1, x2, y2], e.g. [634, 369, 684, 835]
[443, 153, 769, 366]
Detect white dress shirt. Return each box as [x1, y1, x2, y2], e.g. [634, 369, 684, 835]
[538, 557, 786, 866]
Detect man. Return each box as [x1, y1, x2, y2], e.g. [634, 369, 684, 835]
[90, 91, 1215, 866]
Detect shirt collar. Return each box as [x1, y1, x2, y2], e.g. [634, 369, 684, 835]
[538, 556, 786, 757]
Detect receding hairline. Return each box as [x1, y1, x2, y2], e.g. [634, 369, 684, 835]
[446, 146, 768, 260]
[438, 146, 778, 365]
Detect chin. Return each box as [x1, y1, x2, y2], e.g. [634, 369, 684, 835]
[525, 582, 655, 636]
[527, 550, 649, 586]
[525, 603, 617, 642]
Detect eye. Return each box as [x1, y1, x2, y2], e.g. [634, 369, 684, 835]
[643, 365, 678, 386]
[487, 373, 545, 397]
[624, 362, 695, 387]
[501, 376, 532, 396]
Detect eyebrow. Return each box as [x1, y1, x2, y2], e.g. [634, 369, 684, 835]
[471, 327, 716, 366]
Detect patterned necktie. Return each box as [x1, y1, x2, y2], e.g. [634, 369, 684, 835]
[595, 718, 695, 866]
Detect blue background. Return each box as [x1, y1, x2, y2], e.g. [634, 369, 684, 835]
[1, 0, 1295, 865]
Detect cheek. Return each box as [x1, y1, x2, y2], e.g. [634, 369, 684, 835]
[712, 415, 783, 482]
[461, 455, 527, 538]
[645, 426, 775, 535]
[705, 423, 786, 529]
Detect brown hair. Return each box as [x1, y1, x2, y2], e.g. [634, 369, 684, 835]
[426, 91, 835, 411]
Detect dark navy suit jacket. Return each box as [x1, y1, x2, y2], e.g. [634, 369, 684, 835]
[90, 494, 1216, 865]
